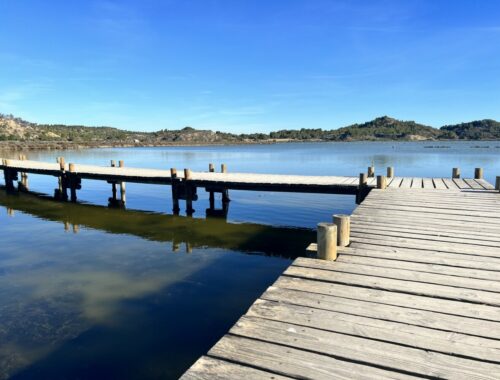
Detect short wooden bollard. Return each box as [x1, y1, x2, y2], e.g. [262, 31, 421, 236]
[496, 176, 500, 191]
[474, 168, 483, 180]
[18, 154, 28, 191]
[3, 159, 16, 191]
[377, 175, 387, 190]
[209, 163, 215, 173]
[387, 167, 394, 178]
[452, 167, 460, 179]
[317, 223, 337, 261]
[359, 173, 367, 187]
[171, 168, 180, 214]
[367, 166, 375, 178]
[356, 173, 368, 204]
[109, 160, 117, 204]
[221, 164, 227, 173]
[333, 214, 350, 247]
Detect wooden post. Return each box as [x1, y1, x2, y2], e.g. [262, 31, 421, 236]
[208, 163, 215, 209]
[387, 167, 394, 178]
[356, 172, 368, 204]
[496, 176, 500, 191]
[55, 157, 67, 200]
[367, 166, 375, 178]
[18, 154, 28, 191]
[220, 164, 229, 201]
[184, 169, 194, 215]
[359, 173, 367, 188]
[221, 164, 227, 173]
[474, 168, 483, 180]
[118, 160, 126, 205]
[317, 223, 337, 261]
[452, 167, 460, 179]
[333, 214, 350, 247]
[377, 175, 387, 190]
[3, 159, 15, 191]
[110, 160, 117, 204]
[68, 163, 77, 202]
[171, 168, 180, 214]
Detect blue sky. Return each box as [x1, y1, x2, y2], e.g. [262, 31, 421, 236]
[0, 0, 499, 132]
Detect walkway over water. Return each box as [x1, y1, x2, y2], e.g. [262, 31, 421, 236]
[182, 186, 500, 379]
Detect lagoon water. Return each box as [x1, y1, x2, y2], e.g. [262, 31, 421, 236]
[0, 141, 499, 379]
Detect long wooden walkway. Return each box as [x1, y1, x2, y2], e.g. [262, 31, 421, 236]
[182, 187, 500, 379]
[0, 158, 493, 193]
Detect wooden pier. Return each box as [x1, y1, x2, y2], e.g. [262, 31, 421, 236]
[182, 185, 500, 379]
[2, 157, 500, 378]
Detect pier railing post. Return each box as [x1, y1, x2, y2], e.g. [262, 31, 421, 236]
[387, 166, 394, 178]
[496, 176, 500, 191]
[171, 168, 180, 215]
[452, 167, 460, 179]
[317, 223, 337, 261]
[474, 168, 483, 180]
[377, 175, 387, 190]
[333, 214, 350, 247]
[368, 165, 375, 178]
[208, 163, 215, 209]
[184, 168, 194, 215]
[118, 160, 126, 205]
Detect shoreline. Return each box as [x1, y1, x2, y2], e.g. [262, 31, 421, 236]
[0, 138, 499, 152]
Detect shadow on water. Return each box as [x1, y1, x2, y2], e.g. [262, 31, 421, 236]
[0, 189, 315, 259]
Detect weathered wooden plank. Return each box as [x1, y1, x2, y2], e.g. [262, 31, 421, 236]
[411, 178, 422, 188]
[208, 334, 412, 380]
[231, 316, 500, 379]
[432, 178, 447, 189]
[388, 177, 403, 188]
[293, 257, 500, 293]
[261, 287, 500, 341]
[399, 177, 412, 188]
[464, 178, 485, 190]
[476, 179, 496, 190]
[422, 178, 434, 189]
[285, 265, 500, 306]
[180, 356, 292, 380]
[275, 276, 500, 321]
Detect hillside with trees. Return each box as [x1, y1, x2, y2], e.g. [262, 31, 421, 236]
[0, 113, 498, 150]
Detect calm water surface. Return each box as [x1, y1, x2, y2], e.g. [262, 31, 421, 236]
[0, 141, 498, 379]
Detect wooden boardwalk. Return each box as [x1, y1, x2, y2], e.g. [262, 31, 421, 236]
[182, 187, 500, 379]
[0, 158, 493, 193]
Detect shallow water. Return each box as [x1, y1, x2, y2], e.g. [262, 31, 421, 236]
[0, 141, 498, 379]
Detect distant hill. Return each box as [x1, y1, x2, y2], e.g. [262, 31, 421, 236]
[0, 113, 498, 149]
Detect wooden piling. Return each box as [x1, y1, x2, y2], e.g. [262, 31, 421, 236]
[68, 163, 78, 202]
[317, 223, 337, 261]
[452, 167, 460, 179]
[110, 160, 117, 202]
[359, 173, 367, 187]
[184, 169, 194, 215]
[3, 159, 15, 191]
[377, 175, 387, 190]
[474, 168, 483, 180]
[118, 160, 126, 204]
[333, 214, 350, 247]
[171, 168, 180, 214]
[367, 166, 375, 178]
[221, 164, 227, 173]
[387, 167, 394, 178]
[208, 164, 215, 209]
[496, 176, 500, 191]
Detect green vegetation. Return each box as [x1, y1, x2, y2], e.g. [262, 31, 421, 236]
[0, 113, 498, 148]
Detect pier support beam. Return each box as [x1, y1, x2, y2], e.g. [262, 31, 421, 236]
[333, 214, 350, 247]
[2, 159, 18, 192]
[317, 223, 337, 261]
[108, 160, 124, 208]
[356, 172, 368, 204]
[184, 168, 195, 216]
[474, 168, 483, 180]
[68, 163, 81, 202]
[367, 165, 375, 178]
[171, 168, 180, 215]
[387, 166, 394, 178]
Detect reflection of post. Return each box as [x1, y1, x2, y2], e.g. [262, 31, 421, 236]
[73, 224, 79, 234]
[185, 241, 192, 254]
[64, 221, 70, 231]
[7, 208, 14, 217]
[119, 160, 126, 206]
[171, 168, 180, 215]
[172, 240, 180, 252]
